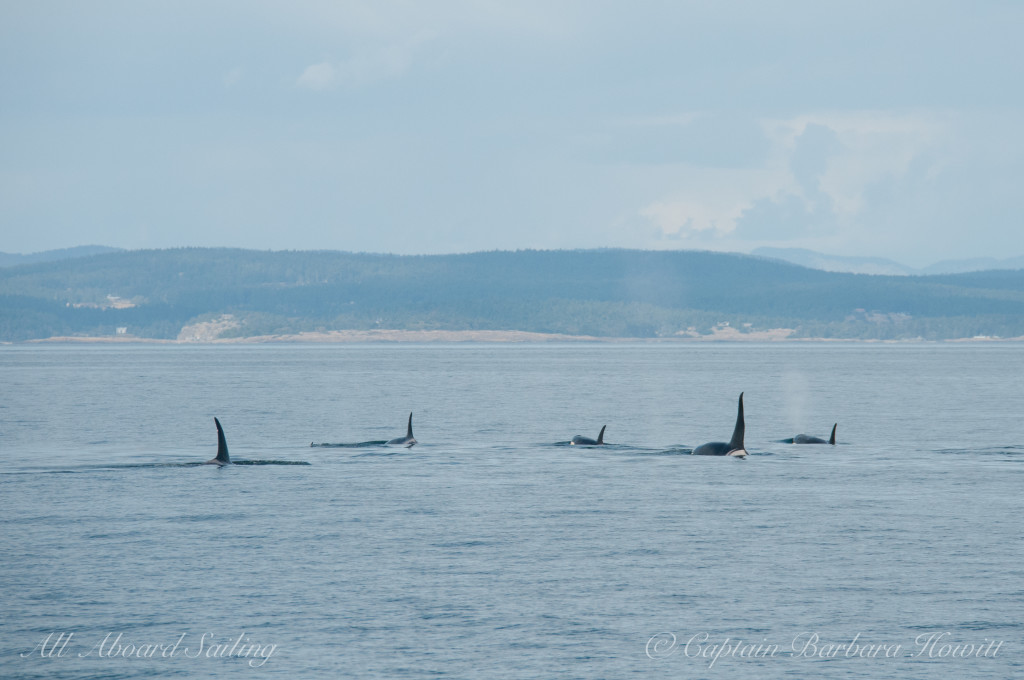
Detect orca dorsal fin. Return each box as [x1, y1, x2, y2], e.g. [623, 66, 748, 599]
[829, 423, 837, 445]
[214, 417, 230, 464]
[728, 392, 745, 451]
[597, 425, 606, 445]
[406, 412, 414, 439]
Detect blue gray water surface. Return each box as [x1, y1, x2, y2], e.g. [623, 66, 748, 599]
[1, 343, 1021, 678]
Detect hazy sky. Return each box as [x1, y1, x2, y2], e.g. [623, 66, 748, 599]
[2, 1, 1022, 265]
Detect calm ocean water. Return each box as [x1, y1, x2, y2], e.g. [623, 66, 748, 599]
[1, 343, 1022, 679]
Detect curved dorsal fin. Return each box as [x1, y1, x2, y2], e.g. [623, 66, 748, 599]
[829, 423, 837, 445]
[214, 417, 230, 464]
[406, 412, 414, 439]
[728, 392, 745, 451]
[597, 425, 607, 445]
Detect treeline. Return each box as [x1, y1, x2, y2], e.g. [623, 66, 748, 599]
[2, 248, 1024, 341]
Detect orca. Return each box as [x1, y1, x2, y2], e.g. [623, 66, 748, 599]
[310, 440, 387, 448]
[691, 392, 747, 458]
[385, 412, 417, 448]
[205, 418, 310, 465]
[206, 417, 231, 466]
[783, 423, 837, 445]
[571, 425, 607, 446]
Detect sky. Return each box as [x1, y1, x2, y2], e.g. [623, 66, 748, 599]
[1, 1, 1022, 266]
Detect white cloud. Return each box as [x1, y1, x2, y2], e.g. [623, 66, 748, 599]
[295, 30, 434, 90]
[639, 111, 950, 247]
[333, 36, 424, 86]
[775, 112, 948, 218]
[640, 196, 746, 239]
[297, 61, 336, 90]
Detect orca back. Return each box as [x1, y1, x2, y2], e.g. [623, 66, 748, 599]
[386, 412, 417, 447]
[692, 393, 746, 457]
[792, 423, 836, 445]
[571, 425, 606, 446]
[692, 441, 729, 456]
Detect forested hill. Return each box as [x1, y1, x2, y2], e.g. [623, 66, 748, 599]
[2, 248, 1024, 341]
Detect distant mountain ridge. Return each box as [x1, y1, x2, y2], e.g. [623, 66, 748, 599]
[752, 247, 1024, 276]
[6, 245, 1022, 276]
[3, 247, 1024, 342]
[0, 246, 124, 268]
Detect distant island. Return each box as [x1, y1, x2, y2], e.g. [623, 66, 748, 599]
[2, 247, 1024, 343]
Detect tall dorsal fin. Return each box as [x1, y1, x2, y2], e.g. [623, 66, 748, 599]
[406, 412, 414, 439]
[214, 417, 230, 464]
[829, 423, 837, 445]
[728, 392, 745, 451]
[597, 425, 607, 445]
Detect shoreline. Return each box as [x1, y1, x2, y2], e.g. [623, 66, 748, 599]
[15, 328, 1024, 344]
